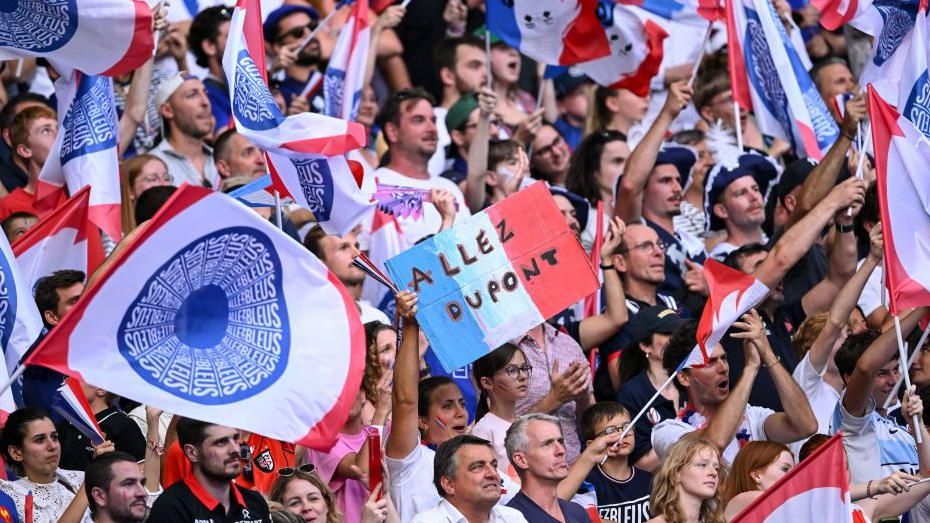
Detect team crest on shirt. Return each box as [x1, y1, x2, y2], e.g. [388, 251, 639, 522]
[647, 407, 661, 425]
[254, 449, 275, 473]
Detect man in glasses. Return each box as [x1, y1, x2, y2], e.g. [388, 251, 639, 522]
[263, 4, 321, 107]
[149, 418, 273, 522]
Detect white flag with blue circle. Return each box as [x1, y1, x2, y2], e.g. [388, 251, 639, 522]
[0, 232, 42, 413]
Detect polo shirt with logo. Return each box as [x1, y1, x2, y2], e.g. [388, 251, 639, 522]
[147, 474, 271, 523]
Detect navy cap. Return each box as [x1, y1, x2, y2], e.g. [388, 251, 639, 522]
[263, 4, 320, 43]
[776, 158, 816, 203]
[627, 306, 688, 348]
[655, 145, 698, 190]
[703, 153, 780, 232]
[549, 186, 590, 232]
[553, 69, 591, 99]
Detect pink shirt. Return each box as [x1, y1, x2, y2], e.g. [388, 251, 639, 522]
[304, 431, 369, 523]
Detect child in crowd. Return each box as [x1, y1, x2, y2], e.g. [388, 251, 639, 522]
[647, 439, 725, 523]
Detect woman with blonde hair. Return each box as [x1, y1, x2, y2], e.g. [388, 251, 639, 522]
[119, 154, 172, 234]
[721, 441, 792, 517]
[648, 438, 726, 523]
[269, 466, 343, 523]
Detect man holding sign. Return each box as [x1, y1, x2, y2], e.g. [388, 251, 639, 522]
[386, 182, 600, 465]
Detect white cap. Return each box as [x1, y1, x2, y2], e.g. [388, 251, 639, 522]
[155, 72, 199, 109]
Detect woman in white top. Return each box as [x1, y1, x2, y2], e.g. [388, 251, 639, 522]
[0, 407, 113, 523]
[647, 438, 725, 523]
[470, 343, 530, 481]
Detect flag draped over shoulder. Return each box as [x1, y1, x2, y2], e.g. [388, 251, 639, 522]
[0, 0, 154, 76]
[486, 0, 611, 65]
[868, 85, 930, 314]
[324, 0, 371, 121]
[225, 0, 373, 235]
[25, 186, 366, 449]
[36, 69, 123, 242]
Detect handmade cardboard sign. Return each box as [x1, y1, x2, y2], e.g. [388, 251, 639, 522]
[385, 182, 600, 371]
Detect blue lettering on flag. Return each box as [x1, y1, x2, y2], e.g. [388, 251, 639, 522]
[60, 75, 118, 165]
[292, 157, 335, 221]
[233, 50, 285, 131]
[905, 70, 930, 139]
[0, 0, 78, 53]
[744, 9, 792, 140]
[324, 69, 345, 118]
[872, 0, 917, 67]
[0, 250, 17, 352]
[117, 227, 290, 405]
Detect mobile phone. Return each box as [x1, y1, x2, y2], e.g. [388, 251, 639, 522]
[368, 430, 383, 500]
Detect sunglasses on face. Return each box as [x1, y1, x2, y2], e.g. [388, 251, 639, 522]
[277, 21, 317, 44]
[278, 463, 317, 477]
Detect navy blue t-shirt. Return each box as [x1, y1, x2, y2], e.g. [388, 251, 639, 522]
[203, 77, 231, 134]
[555, 117, 583, 151]
[585, 465, 652, 523]
[507, 491, 592, 523]
[644, 218, 706, 299]
[616, 371, 678, 465]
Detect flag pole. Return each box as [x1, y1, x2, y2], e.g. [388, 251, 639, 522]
[297, 7, 340, 53]
[884, 324, 930, 409]
[733, 101, 744, 150]
[485, 30, 493, 90]
[847, 121, 871, 217]
[893, 313, 922, 443]
[601, 370, 679, 465]
[0, 363, 29, 401]
[274, 190, 284, 230]
[688, 22, 713, 88]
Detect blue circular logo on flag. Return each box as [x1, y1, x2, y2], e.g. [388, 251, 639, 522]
[233, 50, 285, 131]
[743, 12, 791, 133]
[292, 157, 335, 221]
[904, 70, 930, 138]
[0, 250, 18, 352]
[61, 75, 118, 164]
[0, 0, 78, 53]
[872, 0, 915, 67]
[117, 227, 290, 405]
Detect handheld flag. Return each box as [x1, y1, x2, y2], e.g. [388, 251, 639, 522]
[12, 186, 104, 291]
[385, 182, 600, 372]
[51, 378, 105, 446]
[360, 210, 408, 317]
[324, 0, 371, 120]
[731, 433, 851, 522]
[573, 1, 667, 97]
[0, 0, 154, 76]
[898, 9, 930, 140]
[0, 234, 43, 413]
[227, 174, 277, 208]
[36, 69, 123, 241]
[726, 0, 839, 160]
[868, 85, 930, 314]
[486, 0, 611, 65]
[25, 186, 365, 449]
[618, 0, 711, 25]
[685, 259, 769, 368]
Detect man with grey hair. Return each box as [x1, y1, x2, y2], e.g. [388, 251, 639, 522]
[411, 435, 526, 523]
[505, 414, 592, 522]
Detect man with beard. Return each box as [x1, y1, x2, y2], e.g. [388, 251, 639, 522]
[86, 452, 151, 523]
[615, 81, 706, 300]
[149, 418, 271, 522]
[412, 435, 527, 523]
[188, 6, 234, 133]
[505, 414, 592, 523]
[213, 129, 267, 181]
[150, 73, 219, 189]
[263, 4, 321, 107]
[375, 88, 469, 244]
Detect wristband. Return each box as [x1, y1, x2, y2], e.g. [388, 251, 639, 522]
[866, 479, 874, 499]
[841, 131, 856, 141]
[835, 222, 854, 233]
[600, 264, 614, 270]
[761, 356, 781, 369]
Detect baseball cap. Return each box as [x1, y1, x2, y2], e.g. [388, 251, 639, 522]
[553, 69, 591, 99]
[655, 145, 698, 190]
[263, 4, 320, 43]
[155, 72, 200, 109]
[775, 158, 816, 204]
[472, 25, 504, 46]
[703, 153, 780, 232]
[626, 306, 689, 349]
[445, 93, 480, 132]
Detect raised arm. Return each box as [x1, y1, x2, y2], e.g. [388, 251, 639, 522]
[557, 429, 622, 499]
[143, 406, 163, 492]
[614, 81, 692, 224]
[807, 226, 883, 373]
[784, 95, 863, 228]
[577, 218, 629, 349]
[843, 307, 927, 417]
[364, 6, 406, 86]
[117, 3, 165, 157]
[464, 88, 497, 213]
[385, 291, 421, 460]
[754, 176, 865, 290]
[799, 197, 859, 315]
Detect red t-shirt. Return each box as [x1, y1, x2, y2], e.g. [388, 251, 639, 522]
[0, 188, 37, 221]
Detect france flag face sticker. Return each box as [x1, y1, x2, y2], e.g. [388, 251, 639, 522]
[0, 0, 79, 53]
[117, 226, 289, 405]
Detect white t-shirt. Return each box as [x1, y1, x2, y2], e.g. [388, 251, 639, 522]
[359, 299, 390, 325]
[830, 392, 919, 483]
[429, 107, 451, 177]
[371, 167, 470, 245]
[651, 405, 773, 465]
[856, 258, 885, 317]
[410, 498, 528, 523]
[471, 413, 517, 480]
[789, 353, 840, 456]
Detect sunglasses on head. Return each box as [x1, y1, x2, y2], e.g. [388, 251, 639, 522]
[278, 463, 317, 477]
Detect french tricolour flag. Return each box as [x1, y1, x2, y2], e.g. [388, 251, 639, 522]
[486, 0, 611, 65]
[324, 0, 370, 121]
[12, 186, 104, 292]
[0, 234, 43, 414]
[51, 378, 105, 446]
[726, 0, 839, 160]
[732, 433, 851, 522]
[25, 185, 366, 449]
[868, 85, 930, 314]
[0, 0, 154, 76]
[679, 260, 769, 369]
[573, 1, 667, 97]
[360, 210, 407, 318]
[36, 69, 123, 242]
[618, 0, 711, 26]
[898, 8, 930, 140]
[225, 0, 373, 235]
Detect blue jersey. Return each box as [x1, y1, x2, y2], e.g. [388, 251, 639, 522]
[585, 465, 652, 523]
